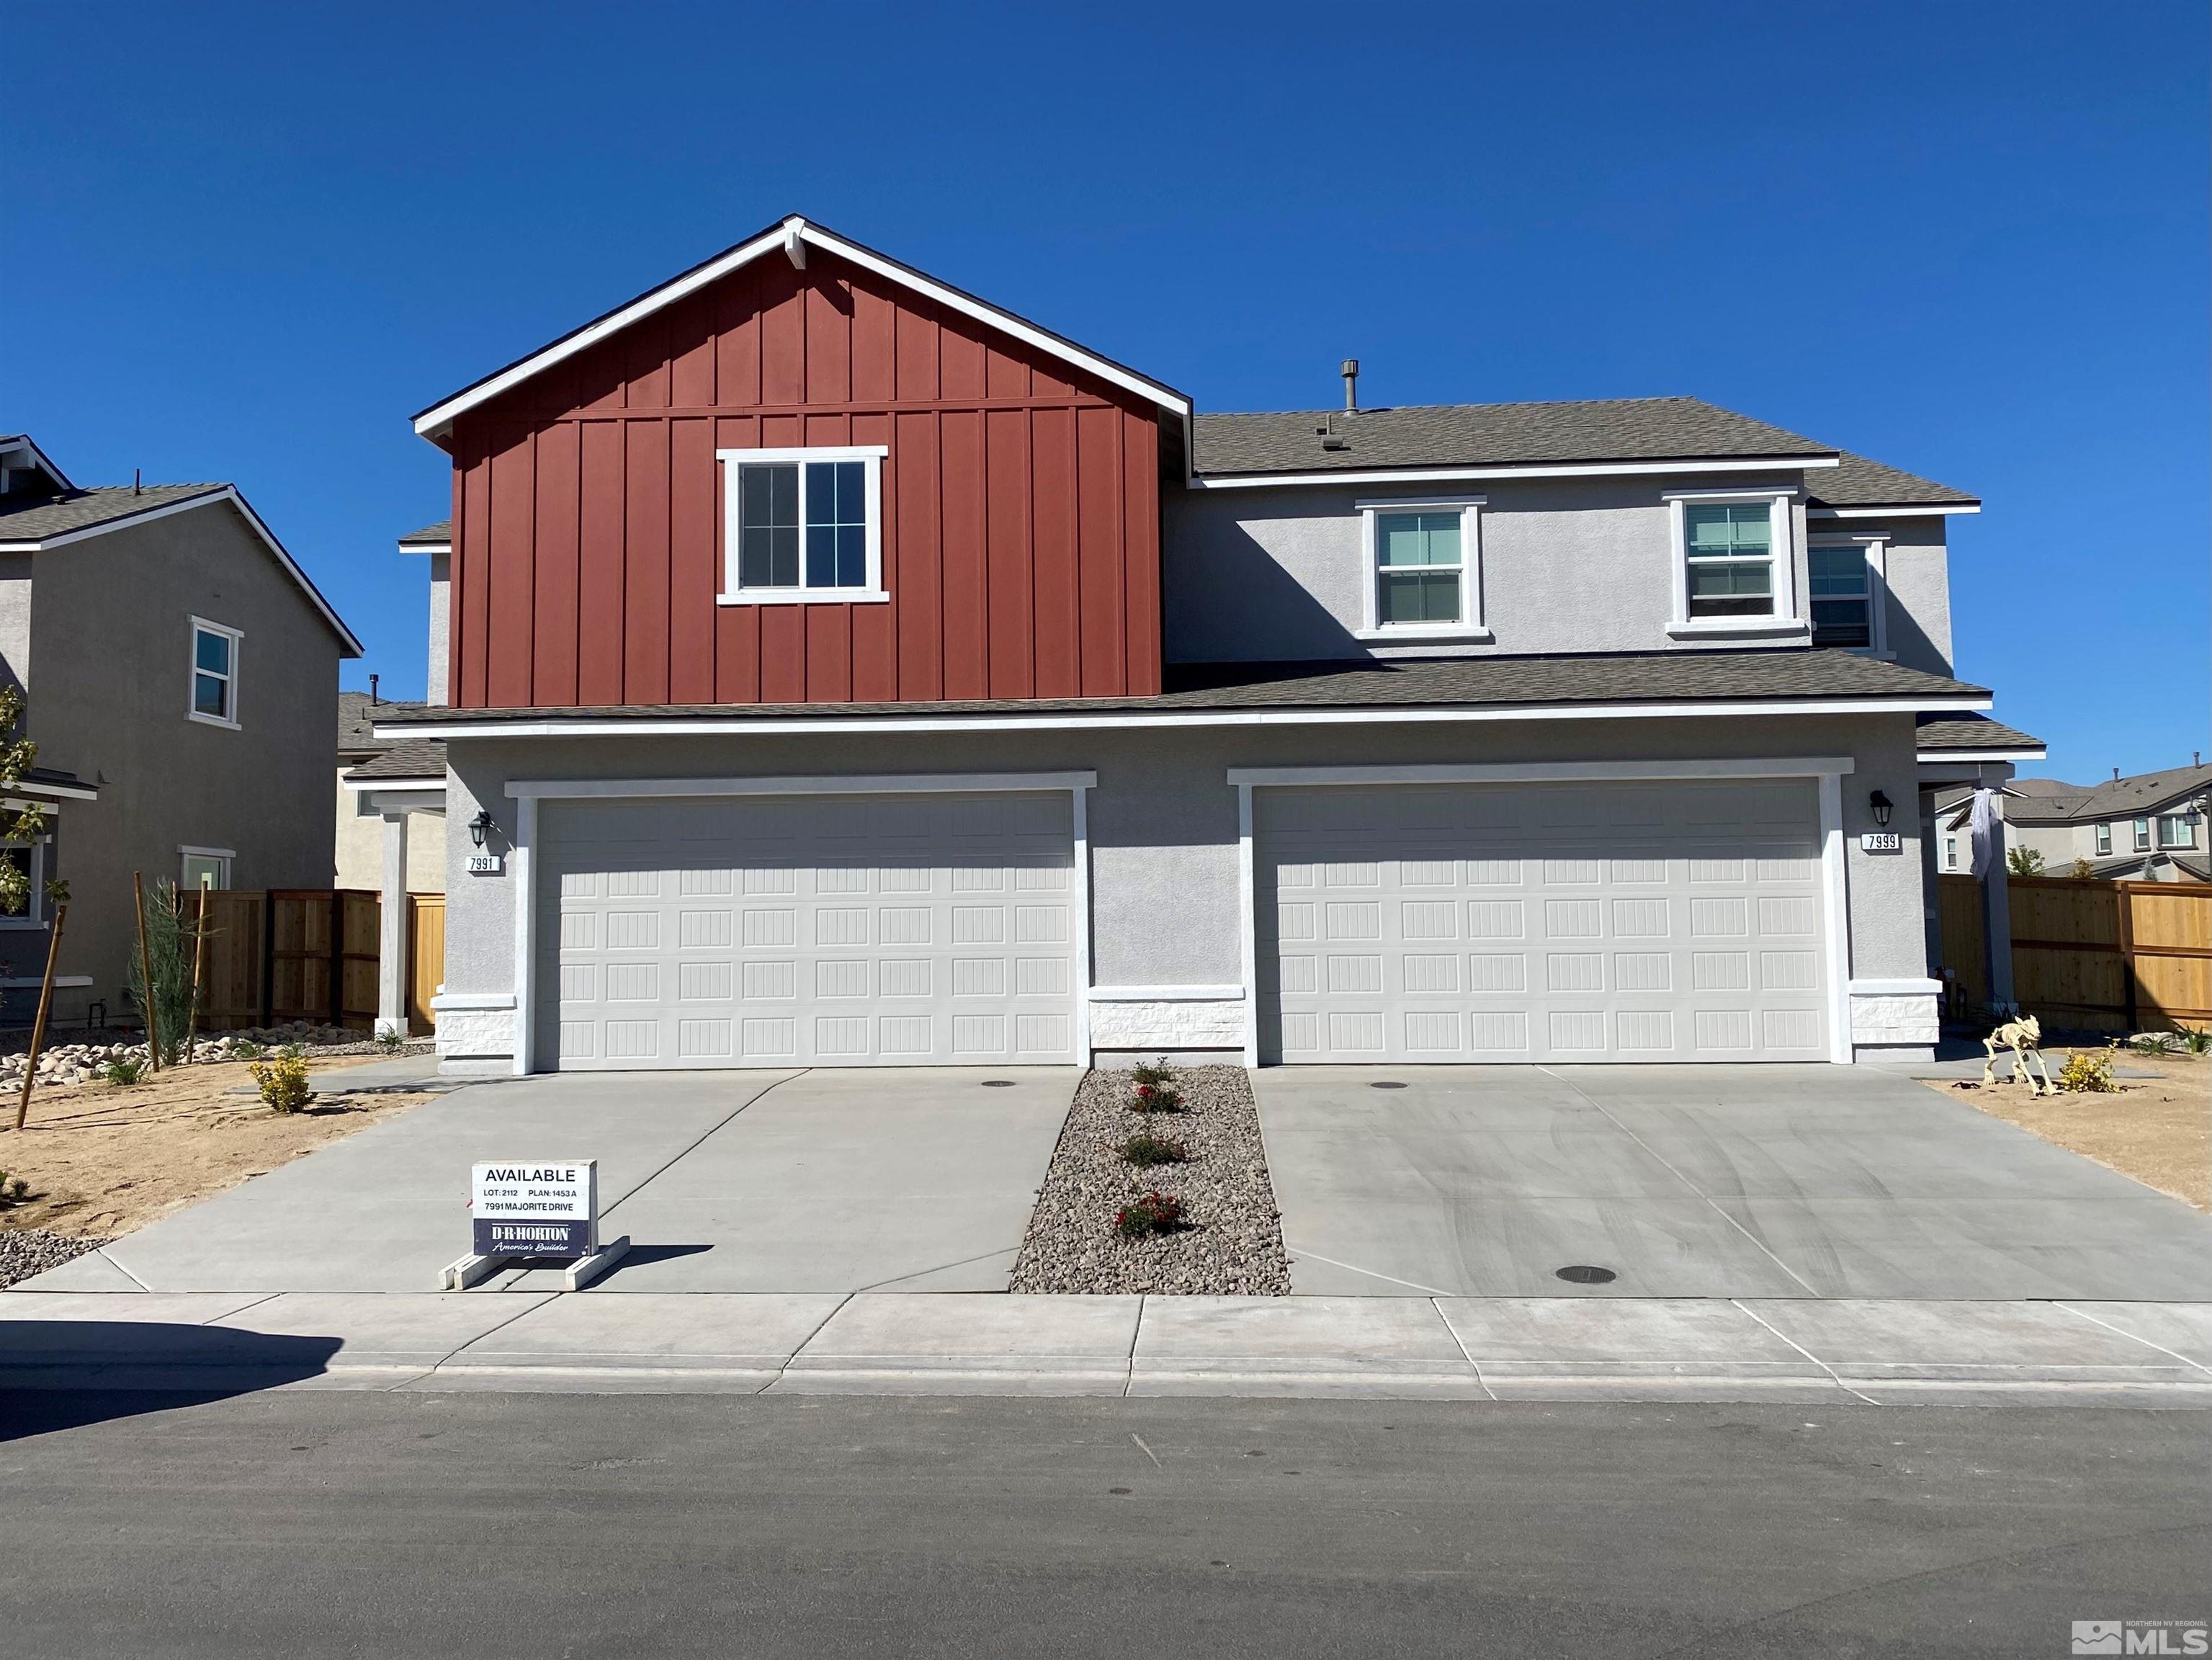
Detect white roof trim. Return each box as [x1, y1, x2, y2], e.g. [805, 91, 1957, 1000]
[1191, 455, 1840, 490]
[1810, 504, 1980, 518]
[1917, 746, 2046, 764]
[504, 770, 1097, 801]
[380, 693, 1989, 742]
[0, 434, 73, 491]
[412, 216, 1194, 440]
[0, 486, 362, 657]
[398, 540, 451, 556]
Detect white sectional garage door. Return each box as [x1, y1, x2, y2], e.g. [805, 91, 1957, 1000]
[538, 792, 1079, 1069]
[1257, 779, 1830, 1064]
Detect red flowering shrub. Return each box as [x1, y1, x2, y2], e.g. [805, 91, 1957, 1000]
[1129, 1081, 1183, 1115]
[1115, 1190, 1185, 1237]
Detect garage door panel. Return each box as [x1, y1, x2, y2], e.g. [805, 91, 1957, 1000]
[1258, 780, 1828, 1065]
[542, 791, 1078, 1069]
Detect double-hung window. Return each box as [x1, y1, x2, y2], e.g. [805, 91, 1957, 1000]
[1667, 491, 1799, 634]
[0, 840, 48, 929]
[1809, 545, 1875, 648]
[189, 618, 241, 727]
[2157, 813, 2195, 849]
[2133, 818, 2152, 852]
[2095, 822, 2113, 857]
[1356, 499, 1488, 640]
[717, 446, 888, 604]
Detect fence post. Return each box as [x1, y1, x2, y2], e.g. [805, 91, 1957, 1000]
[2116, 883, 2139, 1031]
[258, 892, 275, 1028]
[327, 890, 344, 1028]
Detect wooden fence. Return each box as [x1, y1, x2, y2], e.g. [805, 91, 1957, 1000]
[184, 888, 385, 1033]
[407, 895, 445, 1034]
[1940, 873, 2211, 1032]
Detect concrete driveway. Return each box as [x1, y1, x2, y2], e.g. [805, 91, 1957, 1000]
[1255, 1065, 2212, 1300]
[27, 1069, 1078, 1295]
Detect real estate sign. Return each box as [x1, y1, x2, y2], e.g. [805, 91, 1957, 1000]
[471, 1160, 597, 1259]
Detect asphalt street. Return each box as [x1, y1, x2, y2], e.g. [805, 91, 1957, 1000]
[3, 1390, 2206, 1657]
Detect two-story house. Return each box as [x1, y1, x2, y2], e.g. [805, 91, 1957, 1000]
[382, 216, 2039, 1076]
[0, 432, 362, 1025]
[2005, 764, 2212, 883]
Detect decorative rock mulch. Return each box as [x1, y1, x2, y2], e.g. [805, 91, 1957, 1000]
[1009, 1065, 1290, 1296]
[0, 1025, 434, 1091]
[0, 1228, 109, 1290]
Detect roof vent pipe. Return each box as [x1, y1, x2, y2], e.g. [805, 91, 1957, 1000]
[369, 673, 380, 705]
[1340, 359, 1360, 412]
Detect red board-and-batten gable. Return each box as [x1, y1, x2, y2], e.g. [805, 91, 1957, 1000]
[418, 216, 1193, 710]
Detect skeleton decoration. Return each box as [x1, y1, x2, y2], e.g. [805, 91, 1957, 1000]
[1982, 1013, 2055, 1096]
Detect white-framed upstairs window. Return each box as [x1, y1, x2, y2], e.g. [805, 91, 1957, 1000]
[189, 617, 242, 728]
[1806, 535, 1889, 654]
[2157, 812, 2195, 849]
[2133, 817, 2151, 852]
[1942, 834, 1958, 872]
[180, 847, 233, 891]
[1664, 488, 1803, 638]
[1355, 496, 1490, 642]
[716, 446, 889, 606]
[2095, 822, 2113, 857]
[0, 838, 50, 929]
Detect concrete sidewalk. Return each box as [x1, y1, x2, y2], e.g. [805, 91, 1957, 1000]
[5, 1290, 2208, 1404]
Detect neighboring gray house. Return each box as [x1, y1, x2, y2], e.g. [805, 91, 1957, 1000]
[380, 217, 2044, 1075]
[334, 689, 444, 895]
[0, 434, 362, 1025]
[2004, 764, 2212, 883]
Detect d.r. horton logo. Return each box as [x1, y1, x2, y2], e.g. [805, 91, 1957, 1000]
[2073, 1621, 2210, 1656]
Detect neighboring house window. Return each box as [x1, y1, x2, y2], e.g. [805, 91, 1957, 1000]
[189, 618, 242, 727]
[0, 841, 48, 928]
[1356, 498, 1488, 640]
[180, 847, 233, 891]
[2132, 818, 2151, 852]
[2095, 823, 2112, 857]
[2158, 813, 2194, 849]
[1943, 835, 1958, 871]
[716, 447, 887, 605]
[1808, 543, 1879, 649]
[1665, 491, 1798, 633]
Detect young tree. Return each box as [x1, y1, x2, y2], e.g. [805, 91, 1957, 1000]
[2005, 845, 2046, 878]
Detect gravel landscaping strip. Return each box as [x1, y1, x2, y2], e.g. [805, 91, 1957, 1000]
[1010, 1065, 1290, 1295]
[0, 1228, 111, 1290]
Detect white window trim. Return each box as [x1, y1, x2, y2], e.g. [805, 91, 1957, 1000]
[715, 446, 890, 607]
[1663, 488, 1806, 638]
[2095, 823, 2113, 856]
[179, 845, 236, 889]
[1353, 496, 1491, 642]
[1807, 532, 1891, 658]
[188, 617, 243, 729]
[2132, 818, 2152, 852]
[2157, 813, 2194, 849]
[0, 837, 50, 929]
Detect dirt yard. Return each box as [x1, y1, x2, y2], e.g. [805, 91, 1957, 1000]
[0, 1055, 434, 1240]
[1925, 1048, 2210, 1210]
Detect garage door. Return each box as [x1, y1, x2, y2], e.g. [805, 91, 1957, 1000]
[1258, 779, 1830, 1063]
[538, 792, 1078, 1069]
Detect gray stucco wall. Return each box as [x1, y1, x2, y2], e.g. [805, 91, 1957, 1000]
[0, 553, 33, 694]
[1865, 519, 1952, 675]
[17, 500, 343, 1018]
[1163, 473, 1827, 663]
[426, 550, 449, 705]
[436, 710, 1927, 1063]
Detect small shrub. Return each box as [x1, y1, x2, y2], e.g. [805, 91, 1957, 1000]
[1120, 1131, 1188, 1168]
[250, 1050, 313, 1115]
[373, 1027, 408, 1053]
[1129, 1080, 1183, 1115]
[102, 1057, 145, 1086]
[2056, 1047, 2119, 1094]
[1128, 1061, 1176, 1089]
[0, 1173, 28, 1208]
[1115, 1190, 1184, 1238]
[2131, 1032, 2180, 1057]
[228, 1039, 265, 1060]
[2178, 1027, 2212, 1056]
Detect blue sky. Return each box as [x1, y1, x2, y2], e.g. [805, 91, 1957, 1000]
[8, 1, 2205, 780]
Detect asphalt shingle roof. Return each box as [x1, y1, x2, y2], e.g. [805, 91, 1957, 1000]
[1915, 715, 2044, 753]
[2005, 763, 2212, 826]
[345, 738, 447, 782]
[339, 691, 429, 753]
[0, 484, 228, 542]
[1186, 397, 1975, 508]
[375, 649, 1984, 727]
[398, 519, 451, 546]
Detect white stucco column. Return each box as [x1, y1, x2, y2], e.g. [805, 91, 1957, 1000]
[1983, 844, 2015, 1010]
[377, 808, 410, 1038]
